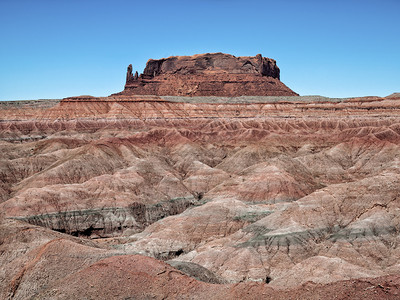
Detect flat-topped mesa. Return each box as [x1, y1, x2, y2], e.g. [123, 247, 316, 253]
[120, 53, 298, 97]
[137, 53, 280, 79]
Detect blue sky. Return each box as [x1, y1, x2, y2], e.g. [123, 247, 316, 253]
[0, 0, 399, 100]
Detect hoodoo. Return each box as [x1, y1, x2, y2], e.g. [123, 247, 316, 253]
[118, 53, 298, 96]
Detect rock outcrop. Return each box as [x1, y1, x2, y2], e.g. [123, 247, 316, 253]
[119, 53, 298, 96]
[126, 64, 134, 82]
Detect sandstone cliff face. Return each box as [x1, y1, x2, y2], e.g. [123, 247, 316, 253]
[136, 53, 280, 78]
[120, 53, 297, 96]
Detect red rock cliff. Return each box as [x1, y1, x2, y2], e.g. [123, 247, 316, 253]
[119, 53, 298, 96]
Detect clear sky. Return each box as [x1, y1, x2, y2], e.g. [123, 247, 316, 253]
[0, 0, 399, 100]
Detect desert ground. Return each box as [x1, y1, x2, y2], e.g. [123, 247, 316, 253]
[1, 91, 400, 299]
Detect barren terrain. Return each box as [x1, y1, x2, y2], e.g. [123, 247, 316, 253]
[1, 92, 400, 299]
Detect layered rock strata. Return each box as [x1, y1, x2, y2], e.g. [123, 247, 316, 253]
[1, 93, 400, 297]
[2, 218, 400, 299]
[119, 53, 298, 96]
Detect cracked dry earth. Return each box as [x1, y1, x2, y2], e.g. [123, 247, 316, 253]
[1, 94, 400, 299]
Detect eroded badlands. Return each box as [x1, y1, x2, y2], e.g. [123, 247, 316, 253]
[1, 93, 400, 299]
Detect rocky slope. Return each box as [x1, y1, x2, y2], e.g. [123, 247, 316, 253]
[2, 217, 400, 299]
[118, 53, 298, 96]
[1, 92, 400, 298]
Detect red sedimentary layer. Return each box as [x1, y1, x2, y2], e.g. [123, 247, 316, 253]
[1, 93, 400, 298]
[118, 53, 298, 96]
[1, 94, 400, 122]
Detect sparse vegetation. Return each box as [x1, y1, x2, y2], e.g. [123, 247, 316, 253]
[233, 211, 272, 223]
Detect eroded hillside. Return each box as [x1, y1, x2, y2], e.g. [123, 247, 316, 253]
[1, 93, 400, 299]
